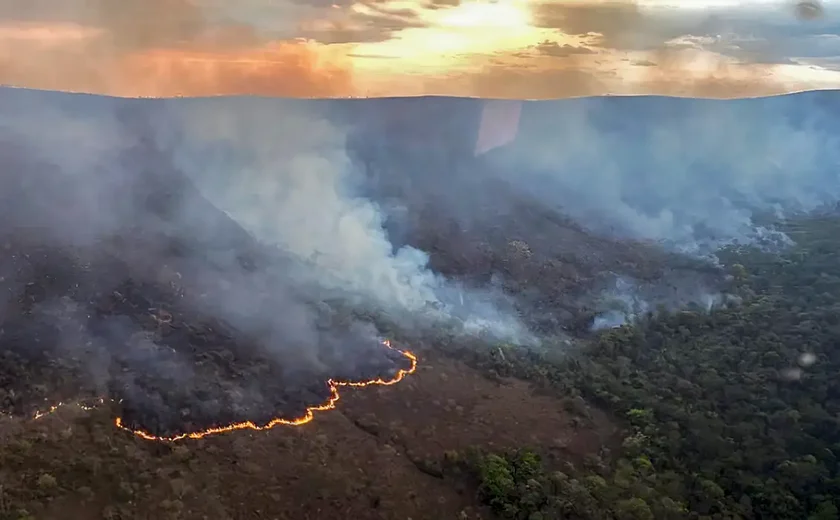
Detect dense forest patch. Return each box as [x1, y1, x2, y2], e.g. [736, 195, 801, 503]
[444, 215, 840, 520]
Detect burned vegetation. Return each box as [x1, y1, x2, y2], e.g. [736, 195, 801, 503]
[0, 113, 414, 440]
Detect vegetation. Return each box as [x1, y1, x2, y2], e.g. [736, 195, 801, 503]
[454, 215, 840, 519]
[6, 212, 840, 519]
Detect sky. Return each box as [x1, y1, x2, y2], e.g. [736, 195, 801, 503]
[0, 0, 838, 98]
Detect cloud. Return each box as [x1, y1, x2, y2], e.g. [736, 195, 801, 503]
[0, 0, 357, 97]
[0, 0, 437, 96]
[124, 44, 355, 97]
[0, 0, 210, 50]
[531, 1, 656, 48]
[696, 21, 840, 67]
[424, 54, 810, 100]
[426, 64, 607, 99]
[633, 50, 788, 98]
[0, 0, 424, 47]
[421, 0, 461, 9]
[297, 2, 429, 44]
[534, 40, 595, 57]
[0, 0, 838, 98]
[313, 0, 839, 99]
[528, 1, 840, 69]
[0, 24, 353, 97]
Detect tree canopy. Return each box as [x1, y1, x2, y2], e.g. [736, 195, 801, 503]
[457, 215, 840, 519]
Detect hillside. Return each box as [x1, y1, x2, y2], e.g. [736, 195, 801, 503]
[0, 87, 839, 519]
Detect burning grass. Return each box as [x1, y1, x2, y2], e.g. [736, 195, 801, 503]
[21, 340, 417, 442]
[0, 234, 418, 441]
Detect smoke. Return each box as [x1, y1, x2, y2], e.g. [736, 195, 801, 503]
[154, 97, 533, 345]
[325, 95, 840, 334]
[479, 94, 840, 257]
[590, 275, 730, 331]
[6, 85, 839, 406]
[0, 92, 136, 245]
[0, 88, 535, 436]
[0, 90, 396, 428]
[0, 88, 532, 350]
[163, 98, 438, 310]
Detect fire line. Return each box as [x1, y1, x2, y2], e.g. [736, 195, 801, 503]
[26, 340, 417, 443]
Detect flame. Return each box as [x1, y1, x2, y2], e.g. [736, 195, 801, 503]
[25, 340, 417, 442]
[29, 397, 106, 420]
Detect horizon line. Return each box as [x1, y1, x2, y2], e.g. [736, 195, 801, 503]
[2, 84, 839, 103]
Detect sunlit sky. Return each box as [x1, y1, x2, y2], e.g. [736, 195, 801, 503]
[0, 0, 837, 98]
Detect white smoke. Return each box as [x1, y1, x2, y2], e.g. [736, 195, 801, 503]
[487, 95, 840, 256]
[158, 98, 533, 344]
[591, 274, 727, 331]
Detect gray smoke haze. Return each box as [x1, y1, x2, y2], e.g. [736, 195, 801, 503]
[0, 87, 534, 369]
[0, 93, 365, 422]
[4, 87, 840, 379]
[316, 94, 840, 334]
[152, 97, 534, 345]
[590, 274, 732, 331]
[0, 94, 132, 245]
[483, 94, 840, 257]
[3, 89, 523, 429]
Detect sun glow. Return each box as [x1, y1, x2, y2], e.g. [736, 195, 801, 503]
[436, 0, 532, 29]
[351, 0, 543, 70]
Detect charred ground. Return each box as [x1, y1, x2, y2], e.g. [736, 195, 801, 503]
[0, 118, 414, 440]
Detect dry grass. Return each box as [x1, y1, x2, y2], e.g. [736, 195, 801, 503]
[0, 347, 615, 520]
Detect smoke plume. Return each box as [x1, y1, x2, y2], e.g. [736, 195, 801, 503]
[478, 94, 840, 256]
[0, 88, 524, 433]
[5, 85, 840, 388]
[325, 94, 840, 333]
[153, 97, 533, 344]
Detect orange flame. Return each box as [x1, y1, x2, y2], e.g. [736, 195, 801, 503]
[28, 398, 105, 420]
[28, 340, 418, 442]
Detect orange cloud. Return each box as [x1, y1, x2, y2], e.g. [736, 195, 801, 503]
[0, 19, 354, 97]
[118, 44, 354, 98]
[0, 22, 103, 44]
[0, 0, 358, 97]
[0, 22, 109, 92]
[0, 0, 836, 99]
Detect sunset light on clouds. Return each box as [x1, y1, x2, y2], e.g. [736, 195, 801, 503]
[0, 0, 837, 98]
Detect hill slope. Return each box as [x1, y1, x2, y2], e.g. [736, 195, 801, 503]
[1, 87, 839, 519]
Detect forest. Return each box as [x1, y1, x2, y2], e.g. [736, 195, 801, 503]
[448, 214, 840, 520]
